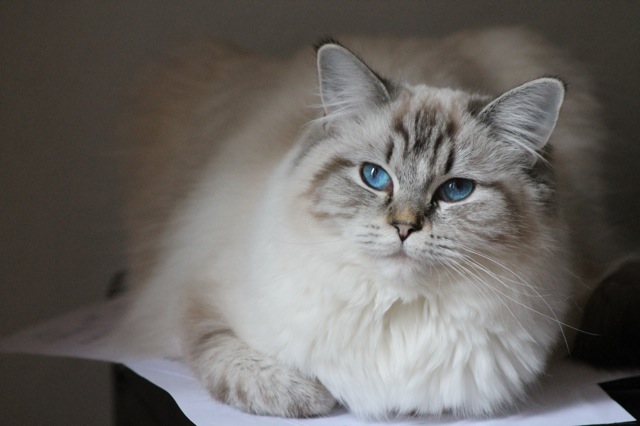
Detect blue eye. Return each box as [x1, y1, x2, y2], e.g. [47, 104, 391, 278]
[438, 178, 475, 202]
[360, 163, 392, 192]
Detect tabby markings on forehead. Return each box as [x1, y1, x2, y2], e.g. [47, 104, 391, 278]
[392, 105, 460, 179]
[411, 108, 437, 158]
[385, 137, 395, 164]
[444, 147, 456, 175]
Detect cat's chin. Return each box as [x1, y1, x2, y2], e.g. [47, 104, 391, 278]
[385, 250, 414, 263]
[377, 247, 434, 266]
[373, 250, 431, 281]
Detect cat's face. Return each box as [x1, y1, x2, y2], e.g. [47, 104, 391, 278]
[299, 88, 554, 278]
[289, 43, 563, 280]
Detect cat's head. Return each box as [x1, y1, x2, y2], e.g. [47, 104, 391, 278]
[290, 41, 565, 280]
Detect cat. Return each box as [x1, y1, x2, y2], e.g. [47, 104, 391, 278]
[115, 27, 622, 419]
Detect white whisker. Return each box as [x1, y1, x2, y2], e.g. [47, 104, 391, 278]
[450, 259, 537, 343]
[453, 244, 586, 351]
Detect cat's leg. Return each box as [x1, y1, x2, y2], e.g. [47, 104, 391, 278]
[182, 299, 337, 418]
[572, 259, 640, 368]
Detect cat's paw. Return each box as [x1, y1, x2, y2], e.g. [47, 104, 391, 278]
[186, 328, 337, 418]
[208, 355, 337, 418]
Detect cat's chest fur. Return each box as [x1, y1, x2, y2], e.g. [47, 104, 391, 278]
[213, 191, 561, 417]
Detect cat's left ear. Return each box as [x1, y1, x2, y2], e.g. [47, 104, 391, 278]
[479, 77, 565, 154]
[316, 42, 390, 120]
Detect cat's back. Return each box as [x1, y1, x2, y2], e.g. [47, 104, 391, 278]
[121, 41, 317, 283]
[124, 42, 267, 212]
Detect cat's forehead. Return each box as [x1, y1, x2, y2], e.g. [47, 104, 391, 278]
[318, 85, 492, 181]
[391, 86, 475, 128]
[373, 87, 479, 177]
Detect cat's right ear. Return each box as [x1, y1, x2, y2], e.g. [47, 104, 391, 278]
[316, 42, 390, 121]
[478, 77, 565, 157]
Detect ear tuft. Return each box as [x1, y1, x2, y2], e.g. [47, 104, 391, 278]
[316, 43, 390, 120]
[479, 78, 565, 156]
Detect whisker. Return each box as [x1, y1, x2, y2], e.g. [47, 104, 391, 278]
[458, 253, 544, 298]
[453, 244, 589, 352]
[451, 260, 537, 343]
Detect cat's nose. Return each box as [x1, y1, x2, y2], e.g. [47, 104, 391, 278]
[390, 206, 423, 242]
[393, 221, 421, 242]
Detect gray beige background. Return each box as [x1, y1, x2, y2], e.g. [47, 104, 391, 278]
[1, 1, 639, 425]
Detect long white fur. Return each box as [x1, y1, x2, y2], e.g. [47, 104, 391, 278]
[115, 28, 610, 419]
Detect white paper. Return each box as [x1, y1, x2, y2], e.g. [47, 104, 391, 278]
[0, 298, 636, 426]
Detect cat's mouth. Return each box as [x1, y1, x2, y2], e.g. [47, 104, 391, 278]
[382, 246, 443, 269]
[385, 249, 416, 263]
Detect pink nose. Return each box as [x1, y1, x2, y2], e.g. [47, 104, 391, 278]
[394, 223, 416, 242]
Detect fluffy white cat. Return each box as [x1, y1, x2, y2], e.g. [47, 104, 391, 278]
[115, 28, 615, 418]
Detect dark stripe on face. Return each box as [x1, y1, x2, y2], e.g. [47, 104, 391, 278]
[430, 132, 445, 169]
[305, 157, 356, 221]
[445, 119, 458, 139]
[431, 117, 459, 171]
[479, 180, 531, 239]
[309, 157, 355, 192]
[385, 136, 395, 164]
[444, 145, 456, 175]
[412, 108, 436, 157]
